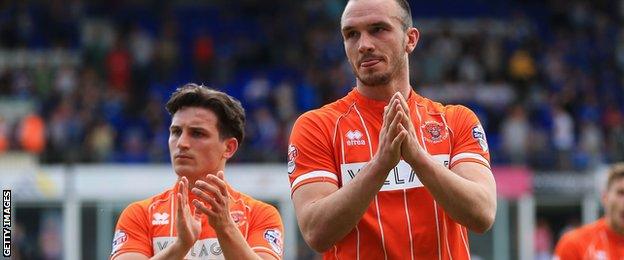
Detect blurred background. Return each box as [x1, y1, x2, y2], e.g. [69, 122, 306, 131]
[0, 0, 622, 259]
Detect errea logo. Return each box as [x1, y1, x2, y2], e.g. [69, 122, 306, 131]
[346, 130, 366, 146]
[152, 212, 169, 225]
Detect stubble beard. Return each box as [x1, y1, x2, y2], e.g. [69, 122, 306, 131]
[358, 70, 391, 86]
[605, 201, 624, 235]
[354, 52, 405, 87]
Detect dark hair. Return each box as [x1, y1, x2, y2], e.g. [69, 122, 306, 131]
[165, 83, 245, 143]
[346, 0, 413, 30]
[607, 163, 624, 190]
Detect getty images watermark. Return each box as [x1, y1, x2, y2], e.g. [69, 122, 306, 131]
[2, 190, 10, 257]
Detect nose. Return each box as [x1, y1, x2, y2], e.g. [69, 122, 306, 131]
[358, 33, 375, 53]
[176, 132, 191, 150]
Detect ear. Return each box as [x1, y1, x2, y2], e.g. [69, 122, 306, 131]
[405, 27, 419, 53]
[601, 191, 608, 208]
[222, 137, 239, 160]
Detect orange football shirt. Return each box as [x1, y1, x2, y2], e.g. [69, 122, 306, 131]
[111, 183, 284, 259]
[288, 88, 491, 259]
[554, 218, 624, 260]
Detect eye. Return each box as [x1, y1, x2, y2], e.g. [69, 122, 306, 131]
[191, 130, 205, 138]
[345, 31, 359, 39]
[170, 128, 181, 136]
[371, 26, 385, 33]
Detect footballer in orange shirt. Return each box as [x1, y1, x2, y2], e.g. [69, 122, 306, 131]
[554, 163, 624, 260]
[111, 84, 284, 260]
[288, 0, 496, 259]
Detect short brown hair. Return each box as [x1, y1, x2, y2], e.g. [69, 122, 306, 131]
[606, 163, 624, 190]
[165, 83, 245, 143]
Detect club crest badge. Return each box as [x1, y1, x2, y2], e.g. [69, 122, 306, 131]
[421, 121, 448, 143]
[230, 210, 247, 227]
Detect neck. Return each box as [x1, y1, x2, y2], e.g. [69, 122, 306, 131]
[177, 167, 224, 191]
[606, 217, 624, 236]
[355, 66, 412, 101]
[356, 80, 411, 102]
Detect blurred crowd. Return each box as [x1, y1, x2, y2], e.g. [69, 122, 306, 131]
[0, 0, 623, 172]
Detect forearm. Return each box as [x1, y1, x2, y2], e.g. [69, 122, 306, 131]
[149, 241, 189, 260]
[410, 153, 496, 233]
[298, 160, 390, 251]
[215, 223, 263, 260]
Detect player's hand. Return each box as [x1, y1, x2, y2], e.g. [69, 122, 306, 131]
[192, 171, 235, 231]
[373, 96, 408, 173]
[175, 176, 203, 250]
[392, 92, 425, 166]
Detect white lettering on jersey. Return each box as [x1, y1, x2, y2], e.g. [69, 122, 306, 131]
[340, 155, 450, 191]
[346, 130, 366, 146]
[153, 237, 223, 259]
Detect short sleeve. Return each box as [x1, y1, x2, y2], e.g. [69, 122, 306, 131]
[288, 112, 339, 195]
[110, 202, 152, 259]
[446, 105, 491, 169]
[247, 204, 285, 259]
[553, 231, 581, 260]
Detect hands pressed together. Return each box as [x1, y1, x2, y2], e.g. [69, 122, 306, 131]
[375, 92, 425, 172]
[175, 177, 203, 250]
[174, 171, 234, 251]
[191, 171, 234, 229]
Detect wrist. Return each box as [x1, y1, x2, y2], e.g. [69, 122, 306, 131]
[213, 218, 238, 235]
[406, 148, 431, 171]
[369, 157, 395, 178]
[171, 240, 192, 259]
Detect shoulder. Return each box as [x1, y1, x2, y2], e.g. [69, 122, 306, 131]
[234, 192, 282, 224]
[415, 94, 482, 131]
[559, 221, 601, 246]
[443, 104, 478, 119]
[290, 100, 352, 145]
[296, 99, 352, 126]
[242, 193, 280, 216]
[120, 189, 174, 217]
[121, 198, 150, 216]
[417, 95, 447, 114]
[415, 94, 477, 119]
[575, 220, 606, 236]
[438, 103, 484, 136]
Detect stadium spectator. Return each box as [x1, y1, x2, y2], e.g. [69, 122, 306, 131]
[106, 37, 132, 93]
[17, 112, 45, 154]
[287, 0, 495, 258]
[500, 104, 530, 165]
[192, 30, 215, 83]
[85, 118, 115, 162]
[38, 211, 63, 260]
[577, 119, 604, 169]
[552, 104, 575, 170]
[534, 218, 554, 260]
[111, 84, 284, 259]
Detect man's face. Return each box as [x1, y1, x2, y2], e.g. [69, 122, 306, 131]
[604, 177, 624, 234]
[168, 107, 230, 179]
[341, 0, 413, 86]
